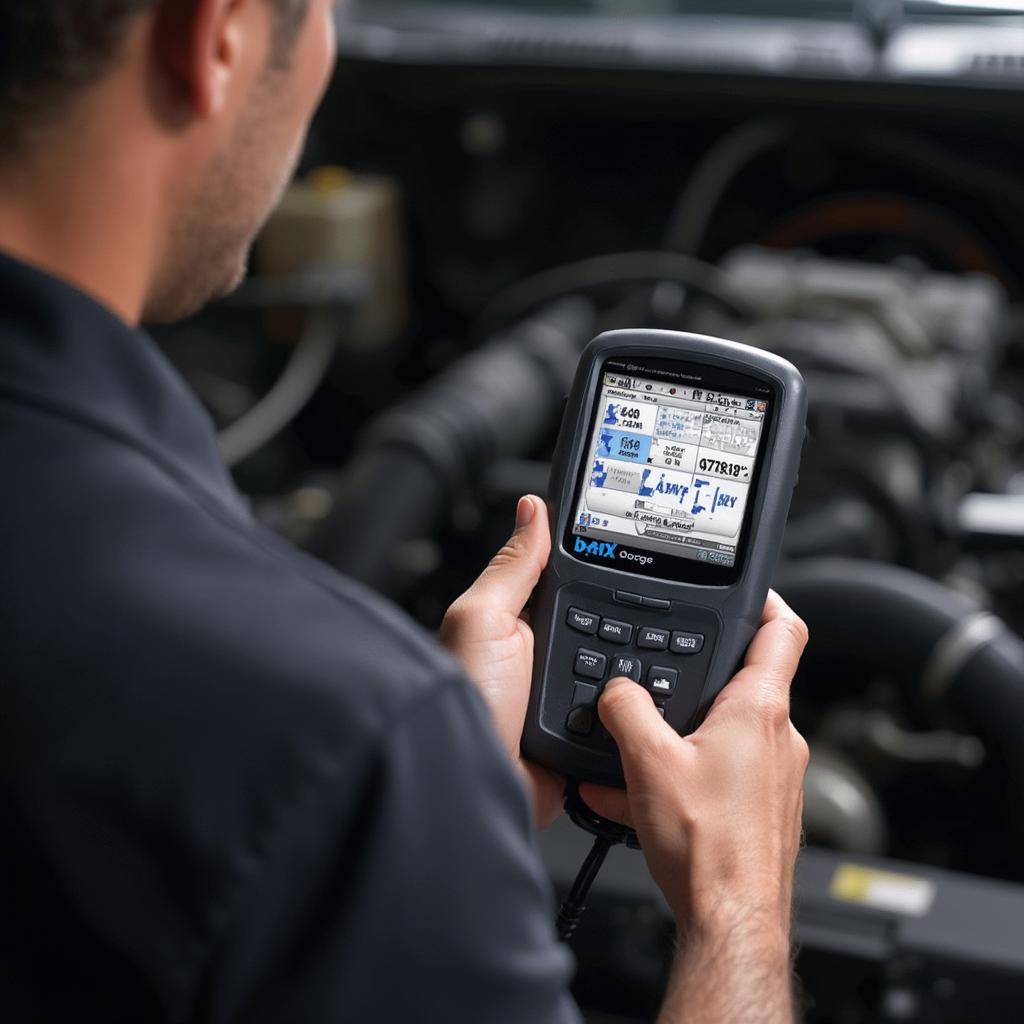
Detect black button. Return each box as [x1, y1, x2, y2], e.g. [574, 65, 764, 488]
[646, 666, 678, 698]
[610, 655, 642, 682]
[571, 681, 599, 708]
[637, 626, 670, 651]
[574, 649, 606, 680]
[599, 618, 634, 645]
[670, 631, 705, 655]
[657, 707, 666, 719]
[567, 607, 599, 635]
[566, 705, 594, 736]
[615, 590, 644, 607]
[642, 596, 672, 611]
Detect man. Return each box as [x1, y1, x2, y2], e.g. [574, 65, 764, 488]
[0, 2, 810, 1021]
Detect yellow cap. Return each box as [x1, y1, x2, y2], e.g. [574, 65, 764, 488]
[307, 166, 352, 196]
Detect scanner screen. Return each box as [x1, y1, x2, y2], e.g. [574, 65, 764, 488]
[570, 367, 770, 573]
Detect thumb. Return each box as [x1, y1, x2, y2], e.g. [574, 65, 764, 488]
[462, 495, 552, 615]
[598, 678, 673, 779]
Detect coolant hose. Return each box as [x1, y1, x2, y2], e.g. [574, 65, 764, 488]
[776, 558, 1024, 801]
[311, 298, 596, 594]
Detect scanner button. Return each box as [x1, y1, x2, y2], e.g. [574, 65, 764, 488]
[571, 682, 599, 708]
[574, 649, 607, 680]
[566, 705, 594, 737]
[599, 619, 633, 645]
[567, 607, 599, 635]
[614, 590, 644, 607]
[610, 655, 642, 682]
[670, 631, 705, 656]
[642, 596, 672, 611]
[637, 627, 670, 651]
[646, 666, 678, 698]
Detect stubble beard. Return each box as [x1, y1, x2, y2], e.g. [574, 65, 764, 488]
[142, 75, 302, 325]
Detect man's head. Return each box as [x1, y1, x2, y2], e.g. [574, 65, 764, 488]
[0, 0, 337, 322]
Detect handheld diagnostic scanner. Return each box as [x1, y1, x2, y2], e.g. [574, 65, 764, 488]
[523, 330, 807, 787]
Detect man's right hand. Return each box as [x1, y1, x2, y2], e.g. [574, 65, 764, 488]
[579, 591, 809, 1023]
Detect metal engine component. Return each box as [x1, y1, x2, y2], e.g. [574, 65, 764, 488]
[685, 247, 1021, 574]
[716, 246, 1007, 448]
[803, 746, 888, 855]
[721, 244, 1005, 362]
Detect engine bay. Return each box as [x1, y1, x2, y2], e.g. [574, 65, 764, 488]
[155, 7, 1024, 1018]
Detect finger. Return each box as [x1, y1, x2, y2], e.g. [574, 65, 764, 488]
[734, 590, 808, 694]
[459, 496, 551, 616]
[703, 592, 808, 722]
[597, 678, 675, 779]
[576, 783, 634, 828]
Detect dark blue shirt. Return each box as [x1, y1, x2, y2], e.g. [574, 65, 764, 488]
[0, 252, 579, 1023]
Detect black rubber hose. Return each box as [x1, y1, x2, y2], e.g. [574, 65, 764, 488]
[311, 298, 597, 594]
[776, 559, 1024, 800]
[312, 450, 448, 592]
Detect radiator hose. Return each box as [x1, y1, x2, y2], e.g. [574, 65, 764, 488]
[777, 558, 1024, 800]
[311, 298, 596, 594]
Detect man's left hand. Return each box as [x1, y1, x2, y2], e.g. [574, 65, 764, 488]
[441, 495, 565, 829]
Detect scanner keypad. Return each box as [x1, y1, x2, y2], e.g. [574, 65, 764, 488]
[553, 583, 719, 753]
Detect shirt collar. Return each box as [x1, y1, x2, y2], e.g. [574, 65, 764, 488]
[0, 249, 247, 516]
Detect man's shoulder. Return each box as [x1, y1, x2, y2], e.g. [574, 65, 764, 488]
[3, 385, 463, 723]
[2, 381, 477, 838]
[0, 386, 533, 1021]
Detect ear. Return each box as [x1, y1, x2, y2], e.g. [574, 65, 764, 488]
[153, 0, 265, 119]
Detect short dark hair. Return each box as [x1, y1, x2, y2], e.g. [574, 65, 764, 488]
[0, 0, 310, 155]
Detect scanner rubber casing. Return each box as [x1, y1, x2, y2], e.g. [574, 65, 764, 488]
[522, 330, 807, 787]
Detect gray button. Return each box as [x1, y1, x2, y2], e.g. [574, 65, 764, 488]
[638, 626, 670, 651]
[566, 705, 594, 736]
[572, 681, 599, 708]
[670, 631, 705, 655]
[615, 590, 644, 607]
[610, 655, 642, 682]
[567, 607, 599, 635]
[643, 596, 672, 611]
[646, 666, 678, 697]
[574, 649, 607, 680]
[599, 618, 633, 645]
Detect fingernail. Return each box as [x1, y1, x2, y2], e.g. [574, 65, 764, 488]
[516, 496, 536, 529]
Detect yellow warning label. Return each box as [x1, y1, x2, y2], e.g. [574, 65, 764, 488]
[830, 865, 936, 918]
